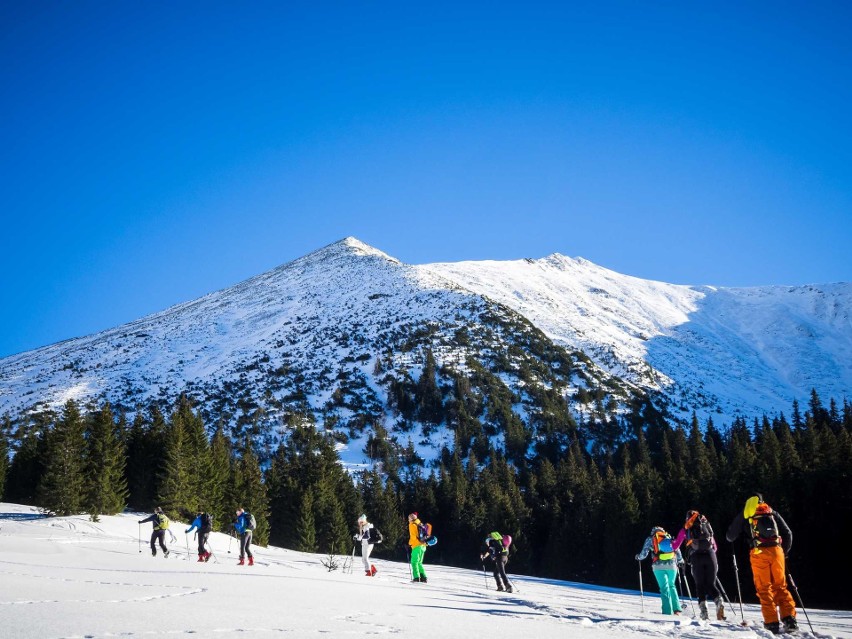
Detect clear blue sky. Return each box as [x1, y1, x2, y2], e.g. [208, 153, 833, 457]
[2, 2, 851, 358]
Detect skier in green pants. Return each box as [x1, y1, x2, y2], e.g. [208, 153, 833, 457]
[407, 512, 428, 583]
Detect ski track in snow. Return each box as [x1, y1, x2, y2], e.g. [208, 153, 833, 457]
[2, 504, 848, 639]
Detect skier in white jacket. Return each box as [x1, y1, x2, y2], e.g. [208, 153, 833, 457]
[353, 514, 383, 576]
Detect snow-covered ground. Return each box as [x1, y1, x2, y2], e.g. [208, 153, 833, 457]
[0, 503, 848, 639]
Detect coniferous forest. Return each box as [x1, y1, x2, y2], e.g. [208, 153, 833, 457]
[1, 389, 850, 609]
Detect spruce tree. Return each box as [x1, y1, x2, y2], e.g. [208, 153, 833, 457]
[232, 438, 270, 545]
[85, 402, 128, 520]
[0, 416, 9, 500]
[295, 488, 318, 552]
[208, 424, 233, 532]
[37, 400, 87, 515]
[415, 349, 443, 426]
[159, 399, 193, 517]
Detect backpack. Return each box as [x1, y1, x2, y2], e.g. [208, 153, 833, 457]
[247, 512, 257, 531]
[417, 522, 436, 545]
[200, 513, 213, 532]
[686, 514, 713, 553]
[157, 513, 170, 530]
[488, 531, 510, 554]
[369, 527, 383, 544]
[652, 530, 674, 561]
[749, 504, 779, 547]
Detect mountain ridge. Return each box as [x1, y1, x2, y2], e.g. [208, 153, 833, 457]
[1, 237, 849, 460]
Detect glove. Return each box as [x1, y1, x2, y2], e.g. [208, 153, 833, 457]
[353, 535, 359, 541]
[635, 554, 641, 561]
[185, 529, 191, 534]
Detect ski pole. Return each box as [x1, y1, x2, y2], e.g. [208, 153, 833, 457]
[638, 560, 645, 613]
[228, 532, 233, 554]
[787, 573, 814, 634]
[205, 540, 219, 564]
[680, 564, 696, 617]
[349, 544, 356, 574]
[481, 560, 489, 590]
[732, 550, 746, 626]
[138, 522, 142, 553]
[185, 533, 191, 560]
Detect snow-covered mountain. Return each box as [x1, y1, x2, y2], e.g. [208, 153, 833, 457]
[2, 502, 848, 638]
[425, 254, 852, 422]
[1, 237, 849, 449]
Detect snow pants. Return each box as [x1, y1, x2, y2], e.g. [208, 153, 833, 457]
[197, 531, 209, 555]
[690, 551, 720, 603]
[750, 546, 796, 624]
[491, 554, 510, 590]
[653, 568, 682, 615]
[361, 539, 374, 572]
[410, 545, 427, 580]
[240, 531, 253, 560]
[150, 529, 167, 554]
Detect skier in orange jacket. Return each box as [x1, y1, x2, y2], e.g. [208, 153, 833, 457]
[726, 494, 797, 635]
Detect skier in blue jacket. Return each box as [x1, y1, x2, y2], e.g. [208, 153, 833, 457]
[186, 511, 213, 562]
[234, 507, 254, 566]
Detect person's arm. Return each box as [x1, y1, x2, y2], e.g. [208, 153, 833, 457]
[774, 511, 793, 555]
[671, 528, 687, 551]
[138, 514, 155, 524]
[186, 517, 200, 533]
[635, 536, 653, 561]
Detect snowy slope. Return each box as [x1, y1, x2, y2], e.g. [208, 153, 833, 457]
[425, 255, 852, 421]
[1, 237, 849, 435]
[1, 502, 848, 639]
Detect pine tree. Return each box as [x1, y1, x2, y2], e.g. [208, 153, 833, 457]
[415, 349, 443, 426]
[0, 415, 9, 500]
[295, 488, 318, 553]
[208, 424, 233, 532]
[232, 438, 270, 545]
[159, 399, 193, 517]
[85, 402, 128, 520]
[37, 400, 87, 515]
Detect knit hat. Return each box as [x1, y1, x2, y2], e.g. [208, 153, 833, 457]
[357, 514, 367, 524]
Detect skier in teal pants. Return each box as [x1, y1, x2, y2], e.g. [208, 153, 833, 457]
[636, 526, 683, 615]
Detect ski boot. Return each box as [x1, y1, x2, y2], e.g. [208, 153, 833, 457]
[248, 556, 254, 566]
[204, 552, 211, 562]
[714, 596, 726, 621]
[496, 586, 505, 592]
[782, 616, 798, 633]
[764, 621, 781, 635]
[699, 600, 709, 621]
[163, 549, 169, 558]
[370, 564, 377, 576]
[238, 558, 245, 566]
[506, 585, 513, 593]
[152, 549, 156, 557]
[197, 554, 205, 562]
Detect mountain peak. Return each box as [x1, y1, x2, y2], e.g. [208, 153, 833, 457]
[297, 237, 401, 265]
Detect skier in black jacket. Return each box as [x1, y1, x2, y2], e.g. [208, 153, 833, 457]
[481, 532, 512, 592]
[138, 507, 170, 557]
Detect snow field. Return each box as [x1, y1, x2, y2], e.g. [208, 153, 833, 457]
[0, 504, 849, 639]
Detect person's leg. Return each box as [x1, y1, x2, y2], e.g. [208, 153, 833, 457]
[751, 550, 779, 624]
[362, 540, 372, 573]
[150, 531, 156, 554]
[410, 545, 424, 579]
[197, 533, 206, 556]
[767, 547, 796, 620]
[496, 555, 511, 590]
[653, 569, 675, 614]
[157, 530, 168, 552]
[239, 533, 247, 559]
[245, 531, 253, 559]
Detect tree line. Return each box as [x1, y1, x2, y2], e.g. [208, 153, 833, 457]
[1, 389, 850, 609]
